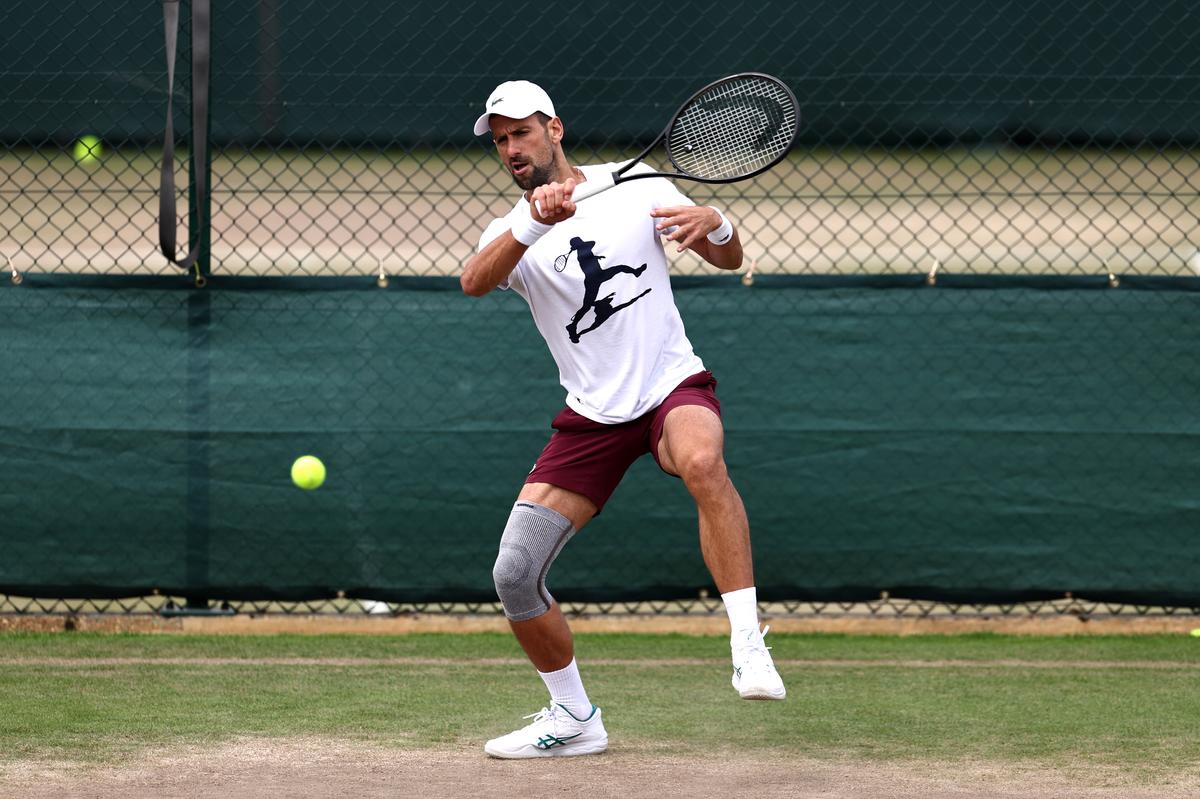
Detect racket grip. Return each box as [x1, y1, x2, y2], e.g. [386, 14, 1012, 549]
[533, 171, 616, 216]
[571, 171, 615, 203]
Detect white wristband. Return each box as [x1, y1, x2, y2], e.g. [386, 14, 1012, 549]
[706, 207, 734, 246]
[511, 212, 552, 247]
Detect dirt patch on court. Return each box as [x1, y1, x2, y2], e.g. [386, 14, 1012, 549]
[2, 738, 1193, 799]
[2, 656, 1196, 670]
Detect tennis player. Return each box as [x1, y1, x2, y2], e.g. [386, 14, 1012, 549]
[463, 80, 785, 760]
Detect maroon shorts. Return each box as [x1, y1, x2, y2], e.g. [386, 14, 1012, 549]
[525, 370, 721, 513]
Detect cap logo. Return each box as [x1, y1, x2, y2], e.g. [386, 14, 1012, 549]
[490, 97, 504, 107]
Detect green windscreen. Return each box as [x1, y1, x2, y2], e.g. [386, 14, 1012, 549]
[2, 275, 1196, 605]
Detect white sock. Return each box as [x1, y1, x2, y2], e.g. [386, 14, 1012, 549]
[538, 658, 592, 720]
[722, 586, 760, 637]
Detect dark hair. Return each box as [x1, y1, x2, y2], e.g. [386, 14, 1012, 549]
[533, 112, 552, 127]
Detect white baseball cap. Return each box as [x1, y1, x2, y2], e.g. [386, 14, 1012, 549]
[472, 80, 556, 136]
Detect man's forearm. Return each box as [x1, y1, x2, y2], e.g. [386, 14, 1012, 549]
[693, 228, 744, 271]
[461, 233, 527, 296]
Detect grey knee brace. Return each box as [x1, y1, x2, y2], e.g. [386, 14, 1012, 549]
[492, 501, 576, 621]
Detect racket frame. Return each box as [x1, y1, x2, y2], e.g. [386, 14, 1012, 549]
[586, 72, 800, 197]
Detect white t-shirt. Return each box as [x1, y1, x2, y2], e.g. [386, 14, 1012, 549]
[478, 163, 706, 424]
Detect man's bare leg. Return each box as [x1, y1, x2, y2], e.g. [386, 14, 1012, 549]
[658, 404, 786, 699]
[656, 405, 753, 592]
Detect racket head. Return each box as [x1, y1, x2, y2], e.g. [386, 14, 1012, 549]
[553, 253, 569, 272]
[663, 73, 799, 182]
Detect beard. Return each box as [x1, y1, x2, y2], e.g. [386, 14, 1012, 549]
[510, 158, 555, 191]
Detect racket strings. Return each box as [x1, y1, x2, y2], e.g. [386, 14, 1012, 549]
[674, 82, 793, 176]
[667, 76, 797, 180]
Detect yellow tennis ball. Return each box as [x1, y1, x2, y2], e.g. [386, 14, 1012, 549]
[291, 455, 326, 490]
[1190, 628, 1200, 638]
[73, 135, 103, 165]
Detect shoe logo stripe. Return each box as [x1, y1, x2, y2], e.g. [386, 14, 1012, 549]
[536, 732, 583, 749]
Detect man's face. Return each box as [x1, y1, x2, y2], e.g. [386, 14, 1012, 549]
[490, 114, 557, 191]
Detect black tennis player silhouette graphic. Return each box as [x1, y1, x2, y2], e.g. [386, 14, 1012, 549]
[562, 236, 652, 343]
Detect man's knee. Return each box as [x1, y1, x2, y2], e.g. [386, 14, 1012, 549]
[676, 446, 728, 490]
[492, 501, 576, 621]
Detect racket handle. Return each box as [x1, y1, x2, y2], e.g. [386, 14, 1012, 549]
[533, 171, 617, 216]
[571, 171, 616, 202]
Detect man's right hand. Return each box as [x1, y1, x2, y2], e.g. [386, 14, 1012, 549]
[531, 178, 577, 223]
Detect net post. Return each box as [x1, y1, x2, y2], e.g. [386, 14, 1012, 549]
[181, 0, 215, 616]
[187, 0, 213, 281]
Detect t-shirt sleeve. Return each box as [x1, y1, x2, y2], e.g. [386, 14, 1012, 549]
[649, 177, 695, 238]
[651, 177, 696, 212]
[476, 216, 523, 292]
[478, 217, 510, 251]
[624, 162, 695, 212]
[621, 163, 696, 238]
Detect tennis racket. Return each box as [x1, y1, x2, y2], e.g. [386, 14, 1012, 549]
[539, 72, 798, 214]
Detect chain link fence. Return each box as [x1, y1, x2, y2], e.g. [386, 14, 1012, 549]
[4, 1, 1199, 280]
[2, 1, 1198, 616]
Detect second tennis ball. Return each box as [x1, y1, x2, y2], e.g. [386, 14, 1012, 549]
[73, 135, 103, 165]
[291, 455, 326, 490]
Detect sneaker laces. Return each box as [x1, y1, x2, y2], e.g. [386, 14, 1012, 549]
[518, 706, 557, 731]
[733, 625, 776, 671]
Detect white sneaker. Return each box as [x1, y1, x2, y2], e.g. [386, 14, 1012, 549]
[484, 703, 608, 759]
[731, 625, 786, 700]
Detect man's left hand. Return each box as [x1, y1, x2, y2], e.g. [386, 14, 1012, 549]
[650, 206, 723, 253]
